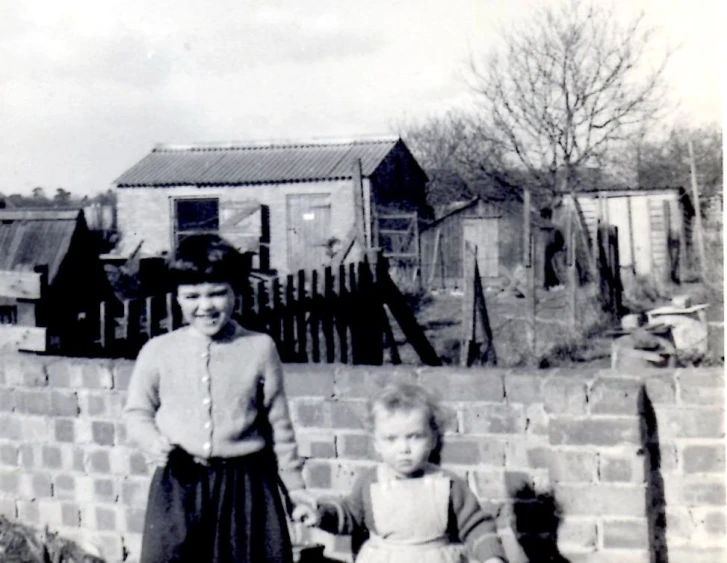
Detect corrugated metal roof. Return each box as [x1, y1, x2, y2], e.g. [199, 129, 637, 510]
[0, 209, 82, 283]
[115, 138, 401, 187]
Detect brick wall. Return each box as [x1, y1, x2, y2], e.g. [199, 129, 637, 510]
[0, 354, 723, 563]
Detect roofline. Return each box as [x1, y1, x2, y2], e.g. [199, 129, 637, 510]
[152, 135, 400, 152]
[558, 186, 685, 196]
[0, 209, 82, 220]
[115, 177, 363, 188]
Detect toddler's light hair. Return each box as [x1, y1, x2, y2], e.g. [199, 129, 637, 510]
[367, 382, 450, 460]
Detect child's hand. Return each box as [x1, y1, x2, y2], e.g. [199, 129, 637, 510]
[291, 503, 319, 527]
[288, 489, 319, 527]
[147, 435, 173, 466]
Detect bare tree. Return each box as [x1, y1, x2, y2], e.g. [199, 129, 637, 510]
[467, 0, 671, 199]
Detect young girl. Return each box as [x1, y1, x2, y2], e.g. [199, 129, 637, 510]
[296, 383, 508, 563]
[124, 234, 312, 563]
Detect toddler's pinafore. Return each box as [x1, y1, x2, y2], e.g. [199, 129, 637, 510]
[356, 466, 467, 563]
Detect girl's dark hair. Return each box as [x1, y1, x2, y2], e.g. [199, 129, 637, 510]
[168, 234, 247, 290]
[367, 382, 450, 462]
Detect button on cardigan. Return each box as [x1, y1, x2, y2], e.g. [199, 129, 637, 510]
[124, 322, 304, 491]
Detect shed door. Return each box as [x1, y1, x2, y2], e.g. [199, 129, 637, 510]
[286, 194, 331, 272]
[463, 218, 499, 277]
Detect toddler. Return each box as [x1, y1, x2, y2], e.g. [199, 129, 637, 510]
[296, 382, 507, 563]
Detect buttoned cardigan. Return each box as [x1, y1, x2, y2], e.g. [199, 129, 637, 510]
[123, 322, 304, 491]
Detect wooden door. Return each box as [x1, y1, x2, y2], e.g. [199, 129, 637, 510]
[286, 194, 332, 272]
[462, 218, 499, 278]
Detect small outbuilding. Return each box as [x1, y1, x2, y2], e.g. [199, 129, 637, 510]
[0, 209, 113, 352]
[113, 137, 430, 275]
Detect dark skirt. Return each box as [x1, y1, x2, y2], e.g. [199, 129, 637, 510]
[139, 447, 294, 563]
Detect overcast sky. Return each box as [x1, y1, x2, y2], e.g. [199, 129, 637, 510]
[0, 0, 722, 197]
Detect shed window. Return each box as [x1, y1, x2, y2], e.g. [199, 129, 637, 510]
[173, 198, 219, 247]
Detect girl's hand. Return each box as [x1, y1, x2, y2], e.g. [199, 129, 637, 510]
[147, 435, 173, 466]
[291, 503, 319, 527]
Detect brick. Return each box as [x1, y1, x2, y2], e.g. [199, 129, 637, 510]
[526, 449, 597, 483]
[503, 374, 542, 403]
[296, 432, 336, 459]
[37, 499, 64, 528]
[0, 415, 21, 439]
[703, 509, 726, 535]
[54, 474, 76, 499]
[55, 418, 75, 443]
[335, 367, 417, 399]
[478, 438, 506, 467]
[667, 547, 726, 563]
[123, 533, 143, 563]
[120, 478, 151, 508]
[82, 362, 114, 389]
[46, 361, 71, 387]
[88, 450, 111, 473]
[440, 438, 481, 465]
[0, 470, 19, 494]
[524, 404, 548, 435]
[49, 390, 79, 416]
[680, 385, 724, 405]
[115, 423, 128, 447]
[283, 366, 334, 398]
[555, 484, 646, 517]
[599, 456, 637, 483]
[683, 444, 725, 474]
[94, 478, 117, 502]
[92, 421, 116, 446]
[542, 377, 588, 415]
[92, 510, 118, 535]
[21, 416, 50, 441]
[18, 444, 35, 469]
[603, 518, 649, 549]
[0, 389, 15, 411]
[42, 445, 62, 469]
[62, 502, 81, 527]
[124, 507, 146, 534]
[112, 361, 134, 390]
[471, 469, 508, 501]
[108, 392, 127, 419]
[680, 481, 726, 506]
[642, 375, 677, 404]
[419, 369, 504, 402]
[337, 434, 374, 460]
[557, 517, 597, 550]
[658, 408, 725, 439]
[549, 417, 640, 446]
[461, 404, 525, 434]
[330, 401, 365, 429]
[0, 444, 17, 466]
[303, 461, 332, 489]
[15, 390, 50, 415]
[17, 500, 39, 523]
[129, 451, 149, 475]
[89, 531, 125, 562]
[0, 497, 15, 518]
[293, 400, 331, 428]
[20, 472, 52, 498]
[589, 378, 643, 415]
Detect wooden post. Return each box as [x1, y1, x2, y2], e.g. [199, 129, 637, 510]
[627, 197, 636, 275]
[688, 139, 706, 281]
[296, 270, 307, 362]
[568, 208, 577, 330]
[336, 264, 349, 364]
[310, 270, 320, 363]
[323, 267, 335, 363]
[283, 275, 295, 361]
[523, 188, 536, 359]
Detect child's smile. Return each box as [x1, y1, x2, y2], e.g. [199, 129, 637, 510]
[177, 282, 236, 337]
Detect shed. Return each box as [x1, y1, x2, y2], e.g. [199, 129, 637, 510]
[560, 187, 694, 282]
[113, 137, 429, 274]
[420, 169, 558, 290]
[0, 209, 113, 351]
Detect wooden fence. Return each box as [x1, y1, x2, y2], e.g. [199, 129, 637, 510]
[89, 255, 441, 366]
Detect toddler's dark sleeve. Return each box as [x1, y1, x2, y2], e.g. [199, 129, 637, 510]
[317, 469, 371, 536]
[449, 474, 507, 562]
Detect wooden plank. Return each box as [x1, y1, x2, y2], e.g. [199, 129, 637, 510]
[282, 275, 296, 361]
[322, 267, 335, 363]
[296, 270, 308, 362]
[336, 264, 349, 364]
[0, 326, 47, 352]
[310, 270, 320, 363]
[0, 271, 43, 299]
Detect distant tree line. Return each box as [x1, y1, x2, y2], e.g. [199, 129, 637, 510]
[0, 188, 116, 209]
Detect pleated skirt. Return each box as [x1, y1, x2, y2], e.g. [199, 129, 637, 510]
[139, 447, 293, 563]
